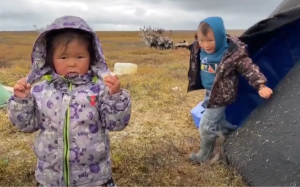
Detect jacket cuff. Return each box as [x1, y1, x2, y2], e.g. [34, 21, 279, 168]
[103, 89, 130, 101]
[10, 94, 33, 104]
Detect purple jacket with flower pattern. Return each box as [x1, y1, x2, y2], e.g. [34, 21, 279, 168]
[7, 16, 131, 186]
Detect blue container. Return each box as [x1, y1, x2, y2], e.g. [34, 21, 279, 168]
[190, 101, 205, 128]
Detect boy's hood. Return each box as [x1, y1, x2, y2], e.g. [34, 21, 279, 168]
[201, 16, 227, 52]
[26, 15, 110, 84]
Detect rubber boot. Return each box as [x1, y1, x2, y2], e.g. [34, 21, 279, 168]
[189, 136, 217, 163]
[219, 118, 237, 136]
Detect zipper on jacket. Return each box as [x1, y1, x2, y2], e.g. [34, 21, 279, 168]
[63, 81, 72, 186]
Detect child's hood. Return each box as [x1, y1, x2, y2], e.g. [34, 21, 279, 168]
[26, 15, 110, 85]
[201, 16, 227, 52]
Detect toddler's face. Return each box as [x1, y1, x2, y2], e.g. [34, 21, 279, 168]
[52, 39, 90, 76]
[198, 29, 216, 54]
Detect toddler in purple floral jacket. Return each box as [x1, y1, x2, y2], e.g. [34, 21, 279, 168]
[7, 16, 131, 187]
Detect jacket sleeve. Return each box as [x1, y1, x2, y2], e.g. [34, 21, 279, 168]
[187, 42, 203, 92]
[7, 94, 39, 133]
[188, 43, 193, 52]
[236, 53, 267, 89]
[99, 89, 131, 131]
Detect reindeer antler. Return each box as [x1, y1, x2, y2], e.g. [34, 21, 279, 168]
[168, 30, 172, 38]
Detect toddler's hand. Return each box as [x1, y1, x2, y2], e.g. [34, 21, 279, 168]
[258, 85, 273, 99]
[104, 73, 121, 95]
[13, 77, 31, 98]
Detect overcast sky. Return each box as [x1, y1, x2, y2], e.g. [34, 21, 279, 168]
[0, 0, 283, 31]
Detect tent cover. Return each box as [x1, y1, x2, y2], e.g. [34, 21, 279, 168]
[224, 0, 300, 186]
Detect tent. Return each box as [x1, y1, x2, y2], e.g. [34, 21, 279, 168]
[225, 0, 300, 186]
[225, 0, 300, 126]
[0, 83, 12, 108]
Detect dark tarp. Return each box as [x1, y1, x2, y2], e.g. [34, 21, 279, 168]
[269, 0, 300, 17]
[226, 0, 300, 127]
[237, 0, 300, 58]
[225, 60, 300, 186]
[225, 0, 300, 185]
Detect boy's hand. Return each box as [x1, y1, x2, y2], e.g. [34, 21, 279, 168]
[258, 85, 273, 99]
[13, 77, 31, 98]
[104, 73, 121, 95]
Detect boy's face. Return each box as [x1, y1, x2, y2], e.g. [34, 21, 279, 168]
[198, 29, 216, 54]
[53, 39, 90, 76]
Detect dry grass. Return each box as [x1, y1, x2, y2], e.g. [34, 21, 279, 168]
[0, 30, 246, 186]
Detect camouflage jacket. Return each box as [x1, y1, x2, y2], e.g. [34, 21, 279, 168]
[187, 35, 267, 108]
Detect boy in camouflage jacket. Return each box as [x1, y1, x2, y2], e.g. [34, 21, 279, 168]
[187, 17, 273, 163]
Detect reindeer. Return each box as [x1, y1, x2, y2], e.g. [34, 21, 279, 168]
[139, 26, 173, 50]
[158, 40, 173, 50]
[165, 40, 174, 49]
[162, 30, 173, 50]
[174, 40, 189, 49]
[150, 41, 159, 49]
